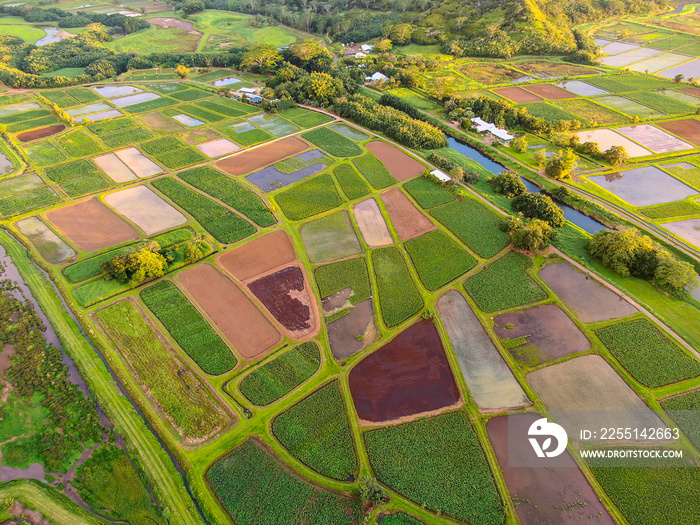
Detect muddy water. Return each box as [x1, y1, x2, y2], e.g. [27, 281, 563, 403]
[35, 27, 63, 46]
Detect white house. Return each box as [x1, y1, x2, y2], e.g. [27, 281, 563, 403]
[470, 117, 514, 142]
[361, 44, 375, 53]
[355, 52, 367, 59]
[364, 71, 389, 83]
[430, 169, 451, 183]
[239, 87, 257, 94]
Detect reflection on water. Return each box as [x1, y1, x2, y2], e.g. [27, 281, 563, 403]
[36, 27, 64, 46]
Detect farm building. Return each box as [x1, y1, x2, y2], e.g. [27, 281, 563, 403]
[365, 72, 389, 83]
[430, 169, 451, 183]
[471, 117, 514, 142]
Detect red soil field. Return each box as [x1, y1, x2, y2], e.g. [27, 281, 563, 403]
[248, 266, 317, 338]
[524, 84, 575, 100]
[178, 264, 280, 360]
[381, 188, 435, 240]
[349, 320, 459, 422]
[366, 141, 425, 181]
[492, 86, 543, 103]
[44, 198, 138, 252]
[657, 118, 700, 145]
[679, 87, 700, 99]
[217, 230, 296, 281]
[17, 124, 65, 142]
[487, 414, 615, 525]
[216, 136, 308, 176]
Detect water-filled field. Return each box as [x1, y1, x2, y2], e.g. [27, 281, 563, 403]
[589, 166, 697, 206]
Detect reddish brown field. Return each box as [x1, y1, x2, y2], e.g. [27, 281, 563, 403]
[679, 87, 700, 99]
[44, 198, 138, 252]
[216, 136, 307, 176]
[524, 84, 575, 100]
[487, 414, 615, 525]
[17, 124, 65, 142]
[493, 304, 590, 365]
[492, 86, 543, 103]
[381, 188, 435, 240]
[248, 266, 317, 338]
[178, 264, 280, 360]
[349, 320, 459, 422]
[657, 118, 700, 145]
[217, 230, 296, 281]
[366, 141, 425, 181]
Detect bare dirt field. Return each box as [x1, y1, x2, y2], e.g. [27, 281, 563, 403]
[349, 320, 459, 422]
[524, 84, 575, 100]
[45, 198, 138, 252]
[327, 299, 375, 360]
[662, 217, 700, 247]
[94, 153, 137, 183]
[679, 87, 700, 99]
[527, 355, 666, 440]
[437, 291, 529, 410]
[137, 112, 185, 133]
[493, 304, 591, 365]
[493, 86, 543, 103]
[217, 230, 296, 281]
[17, 124, 65, 142]
[366, 141, 425, 181]
[114, 147, 163, 178]
[657, 118, 700, 145]
[353, 198, 393, 247]
[146, 17, 200, 34]
[381, 188, 435, 241]
[217, 136, 308, 176]
[178, 264, 280, 360]
[248, 266, 317, 338]
[487, 414, 615, 525]
[540, 262, 637, 323]
[104, 185, 187, 236]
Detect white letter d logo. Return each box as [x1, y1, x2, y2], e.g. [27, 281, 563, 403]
[528, 418, 568, 458]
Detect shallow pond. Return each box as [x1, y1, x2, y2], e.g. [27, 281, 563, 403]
[589, 166, 697, 206]
[172, 113, 204, 127]
[213, 77, 241, 86]
[92, 85, 143, 98]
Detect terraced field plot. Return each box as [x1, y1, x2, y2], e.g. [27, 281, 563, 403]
[556, 80, 609, 96]
[353, 198, 393, 247]
[218, 230, 296, 281]
[493, 86, 542, 103]
[381, 188, 434, 240]
[629, 52, 693, 72]
[365, 141, 425, 181]
[16, 216, 75, 264]
[217, 136, 307, 175]
[657, 118, 700, 145]
[599, 46, 663, 67]
[592, 96, 664, 119]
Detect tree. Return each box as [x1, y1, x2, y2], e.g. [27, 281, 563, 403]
[603, 145, 629, 166]
[655, 252, 698, 291]
[449, 166, 464, 187]
[545, 148, 577, 180]
[499, 215, 523, 233]
[490, 170, 526, 197]
[354, 476, 387, 507]
[240, 46, 281, 73]
[184, 242, 203, 263]
[100, 242, 168, 283]
[512, 219, 553, 251]
[374, 39, 393, 53]
[534, 148, 547, 169]
[511, 135, 528, 153]
[182, 0, 204, 14]
[175, 64, 189, 78]
[675, 73, 684, 83]
[580, 141, 601, 156]
[512, 193, 565, 227]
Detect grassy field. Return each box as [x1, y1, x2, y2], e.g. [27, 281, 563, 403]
[272, 381, 357, 480]
[302, 127, 363, 158]
[371, 247, 424, 327]
[353, 155, 396, 189]
[275, 173, 344, 221]
[314, 257, 371, 303]
[333, 163, 371, 200]
[237, 342, 321, 406]
[405, 230, 476, 291]
[403, 177, 454, 209]
[107, 25, 201, 54]
[465, 251, 547, 312]
[365, 411, 504, 525]
[192, 11, 301, 52]
[140, 280, 237, 375]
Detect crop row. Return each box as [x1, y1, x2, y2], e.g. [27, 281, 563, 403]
[302, 127, 363, 158]
[405, 230, 476, 291]
[352, 154, 395, 189]
[275, 173, 343, 221]
[333, 164, 370, 201]
[372, 247, 423, 327]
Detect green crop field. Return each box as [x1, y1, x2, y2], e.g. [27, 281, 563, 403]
[623, 91, 696, 114]
[238, 342, 321, 406]
[639, 200, 700, 218]
[371, 247, 424, 327]
[45, 159, 110, 198]
[333, 163, 370, 200]
[96, 300, 229, 441]
[178, 104, 227, 123]
[554, 99, 629, 124]
[207, 439, 362, 525]
[403, 177, 455, 209]
[156, 147, 206, 170]
[353, 155, 396, 189]
[196, 100, 248, 118]
[69, 88, 101, 104]
[56, 130, 103, 157]
[8, 115, 60, 133]
[0, 187, 60, 217]
[141, 280, 237, 375]
[0, 109, 49, 124]
[430, 198, 509, 258]
[302, 127, 363, 158]
[179, 166, 276, 227]
[380, 513, 424, 525]
[314, 257, 371, 303]
[102, 127, 153, 148]
[584, 76, 636, 93]
[272, 381, 357, 480]
[519, 102, 586, 124]
[152, 178, 256, 244]
[40, 90, 78, 108]
[25, 142, 66, 167]
[141, 136, 186, 156]
[596, 319, 700, 387]
[124, 97, 177, 113]
[280, 108, 333, 128]
[465, 251, 547, 312]
[170, 89, 212, 102]
[87, 117, 135, 135]
[275, 173, 343, 221]
[661, 389, 700, 449]
[405, 230, 476, 290]
[662, 163, 700, 190]
[365, 411, 504, 525]
[218, 126, 271, 146]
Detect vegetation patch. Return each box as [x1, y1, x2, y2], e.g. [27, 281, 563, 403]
[333, 163, 370, 200]
[275, 173, 343, 221]
[403, 177, 454, 209]
[281, 107, 333, 128]
[431, 199, 509, 258]
[56, 129, 103, 157]
[405, 230, 476, 290]
[596, 319, 700, 387]
[353, 154, 396, 189]
[371, 247, 424, 327]
[170, 89, 212, 102]
[272, 381, 357, 480]
[365, 411, 504, 525]
[178, 104, 227, 123]
[623, 91, 696, 115]
[554, 99, 628, 124]
[639, 200, 700, 218]
[25, 142, 66, 166]
[101, 127, 153, 148]
[152, 178, 256, 244]
[196, 99, 248, 118]
[465, 252, 547, 312]
[661, 389, 700, 450]
[45, 159, 110, 198]
[302, 127, 363, 158]
[0, 187, 60, 217]
[141, 280, 237, 375]
[207, 439, 362, 525]
[238, 342, 321, 406]
[124, 97, 177, 113]
[520, 102, 586, 124]
[314, 257, 371, 303]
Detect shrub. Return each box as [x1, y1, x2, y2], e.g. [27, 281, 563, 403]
[512, 192, 565, 227]
[489, 170, 526, 197]
[511, 219, 553, 251]
[603, 145, 629, 166]
[498, 215, 523, 233]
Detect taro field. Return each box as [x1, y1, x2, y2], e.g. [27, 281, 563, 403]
[3, 68, 700, 525]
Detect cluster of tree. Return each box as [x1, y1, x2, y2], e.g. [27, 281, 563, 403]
[0, 5, 149, 33]
[335, 94, 447, 149]
[578, 142, 630, 166]
[512, 192, 566, 227]
[489, 170, 527, 197]
[544, 149, 578, 180]
[100, 241, 173, 283]
[427, 152, 479, 183]
[587, 228, 698, 294]
[445, 95, 552, 134]
[182, 0, 205, 15]
[0, 277, 102, 473]
[378, 93, 421, 119]
[22, 25, 113, 74]
[567, 28, 600, 64]
[500, 215, 555, 251]
[269, 63, 355, 106]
